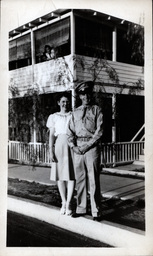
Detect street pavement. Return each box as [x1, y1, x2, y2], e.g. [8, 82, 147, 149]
[8, 163, 145, 201]
[7, 211, 112, 247]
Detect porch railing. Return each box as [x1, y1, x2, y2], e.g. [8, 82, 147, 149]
[8, 141, 50, 166]
[8, 140, 144, 167]
[101, 141, 144, 166]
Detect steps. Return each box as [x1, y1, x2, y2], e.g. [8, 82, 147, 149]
[133, 149, 145, 166]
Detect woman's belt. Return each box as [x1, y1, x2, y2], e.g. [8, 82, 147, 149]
[77, 137, 92, 141]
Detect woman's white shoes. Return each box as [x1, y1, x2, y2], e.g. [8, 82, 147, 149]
[66, 208, 72, 216]
[60, 203, 66, 215]
[60, 203, 72, 215]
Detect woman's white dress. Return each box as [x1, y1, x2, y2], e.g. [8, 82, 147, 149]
[46, 112, 75, 181]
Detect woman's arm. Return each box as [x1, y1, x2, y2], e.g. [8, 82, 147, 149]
[67, 115, 82, 155]
[49, 127, 56, 162]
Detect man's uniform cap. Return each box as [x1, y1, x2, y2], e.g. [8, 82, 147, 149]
[75, 80, 94, 94]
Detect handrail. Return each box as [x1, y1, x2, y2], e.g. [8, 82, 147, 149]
[140, 134, 145, 141]
[131, 124, 145, 142]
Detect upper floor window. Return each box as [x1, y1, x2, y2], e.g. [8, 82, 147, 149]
[75, 16, 112, 60]
[9, 13, 144, 70]
[35, 17, 70, 63]
[9, 33, 31, 70]
[117, 28, 144, 66]
[9, 17, 70, 70]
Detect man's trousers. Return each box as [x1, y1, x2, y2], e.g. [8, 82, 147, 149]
[74, 142, 102, 217]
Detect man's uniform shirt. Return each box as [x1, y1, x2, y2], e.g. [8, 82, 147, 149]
[67, 104, 103, 149]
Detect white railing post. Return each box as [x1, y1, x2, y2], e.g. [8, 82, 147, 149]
[30, 28, 37, 155]
[112, 26, 117, 61]
[70, 10, 76, 111]
[8, 141, 11, 159]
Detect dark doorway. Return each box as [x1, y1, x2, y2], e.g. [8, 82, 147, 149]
[116, 94, 144, 142]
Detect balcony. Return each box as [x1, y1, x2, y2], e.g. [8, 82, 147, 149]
[9, 54, 144, 98]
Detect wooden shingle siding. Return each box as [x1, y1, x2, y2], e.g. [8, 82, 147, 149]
[76, 55, 144, 87]
[9, 54, 144, 98]
[9, 55, 74, 97]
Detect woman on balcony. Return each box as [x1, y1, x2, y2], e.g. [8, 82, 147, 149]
[46, 92, 75, 215]
[43, 45, 56, 61]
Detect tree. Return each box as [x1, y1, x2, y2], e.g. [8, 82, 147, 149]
[126, 23, 144, 66]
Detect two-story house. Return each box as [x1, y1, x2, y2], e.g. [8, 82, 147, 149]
[8, 9, 144, 166]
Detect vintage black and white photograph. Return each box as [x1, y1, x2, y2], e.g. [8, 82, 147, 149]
[0, 0, 153, 255]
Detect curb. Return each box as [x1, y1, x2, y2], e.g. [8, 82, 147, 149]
[7, 195, 145, 248]
[102, 168, 145, 179]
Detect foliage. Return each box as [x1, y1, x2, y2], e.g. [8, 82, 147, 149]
[126, 23, 144, 65]
[126, 78, 144, 95]
[9, 79, 20, 97]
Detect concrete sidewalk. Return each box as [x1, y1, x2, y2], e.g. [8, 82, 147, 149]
[8, 163, 145, 201]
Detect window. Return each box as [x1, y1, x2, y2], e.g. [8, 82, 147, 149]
[9, 34, 31, 70]
[117, 28, 144, 66]
[9, 18, 70, 69]
[35, 17, 70, 63]
[117, 29, 133, 65]
[75, 16, 112, 59]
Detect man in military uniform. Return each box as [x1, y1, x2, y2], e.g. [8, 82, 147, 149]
[67, 80, 103, 221]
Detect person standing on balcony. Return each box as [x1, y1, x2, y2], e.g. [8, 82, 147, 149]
[46, 92, 75, 215]
[43, 45, 56, 61]
[67, 81, 103, 221]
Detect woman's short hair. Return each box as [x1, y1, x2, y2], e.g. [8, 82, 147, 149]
[44, 45, 51, 52]
[56, 92, 71, 103]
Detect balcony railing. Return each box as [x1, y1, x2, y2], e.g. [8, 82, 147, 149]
[8, 140, 144, 167]
[9, 54, 144, 98]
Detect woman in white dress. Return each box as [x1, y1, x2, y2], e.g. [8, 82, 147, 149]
[46, 93, 75, 215]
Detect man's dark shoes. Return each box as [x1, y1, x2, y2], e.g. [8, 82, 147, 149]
[71, 213, 85, 218]
[93, 216, 102, 222]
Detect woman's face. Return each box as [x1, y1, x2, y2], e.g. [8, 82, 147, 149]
[58, 96, 70, 112]
[46, 47, 51, 53]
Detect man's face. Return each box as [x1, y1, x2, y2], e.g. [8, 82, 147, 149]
[79, 91, 92, 106]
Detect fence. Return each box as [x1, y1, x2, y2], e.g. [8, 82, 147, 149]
[8, 141, 50, 166]
[101, 141, 144, 166]
[8, 140, 144, 167]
